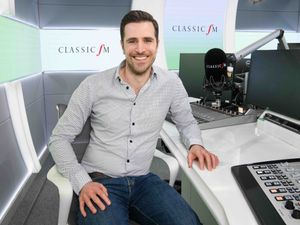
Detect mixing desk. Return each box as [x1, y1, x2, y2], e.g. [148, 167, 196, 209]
[166, 100, 257, 130]
[232, 158, 300, 225]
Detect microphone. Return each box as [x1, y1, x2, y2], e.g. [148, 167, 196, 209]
[204, 48, 233, 107]
[204, 48, 228, 91]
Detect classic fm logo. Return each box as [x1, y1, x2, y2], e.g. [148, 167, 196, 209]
[58, 43, 110, 56]
[171, 24, 218, 35]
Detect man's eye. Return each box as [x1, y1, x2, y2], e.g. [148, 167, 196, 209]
[145, 39, 153, 43]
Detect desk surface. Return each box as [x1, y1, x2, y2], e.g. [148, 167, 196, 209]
[160, 120, 300, 225]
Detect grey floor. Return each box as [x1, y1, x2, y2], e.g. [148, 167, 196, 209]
[8, 155, 59, 225]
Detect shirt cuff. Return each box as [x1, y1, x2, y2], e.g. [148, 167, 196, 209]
[71, 169, 92, 195]
[186, 138, 204, 150]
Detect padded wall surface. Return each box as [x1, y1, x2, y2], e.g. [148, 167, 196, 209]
[0, 86, 10, 122]
[38, 0, 131, 28]
[21, 74, 47, 157]
[15, 0, 39, 26]
[43, 72, 95, 140]
[236, 0, 300, 31]
[0, 85, 28, 222]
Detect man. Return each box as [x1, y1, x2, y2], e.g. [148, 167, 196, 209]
[49, 10, 219, 225]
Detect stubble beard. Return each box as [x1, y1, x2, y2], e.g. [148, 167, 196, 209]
[127, 56, 156, 76]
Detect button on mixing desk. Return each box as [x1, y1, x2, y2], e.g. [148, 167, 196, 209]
[232, 158, 300, 225]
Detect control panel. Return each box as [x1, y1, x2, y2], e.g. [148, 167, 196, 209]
[188, 101, 257, 129]
[232, 158, 300, 225]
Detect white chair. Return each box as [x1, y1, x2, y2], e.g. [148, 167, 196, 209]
[47, 104, 179, 225]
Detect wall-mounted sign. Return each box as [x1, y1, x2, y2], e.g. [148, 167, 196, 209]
[164, 0, 228, 70]
[41, 29, 124, 71]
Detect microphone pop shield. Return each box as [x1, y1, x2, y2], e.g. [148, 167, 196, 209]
[204, 48, 227, 84]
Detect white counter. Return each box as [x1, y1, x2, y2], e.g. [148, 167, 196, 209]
[160, 118, 300, 225]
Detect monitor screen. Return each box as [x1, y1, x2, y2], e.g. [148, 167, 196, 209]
[246, 50, 300, 120]
[277, 43, 300, 50]
[234, 58, 251, 75]
[179, 53, 207, 98]
[179, 53, 231, 101]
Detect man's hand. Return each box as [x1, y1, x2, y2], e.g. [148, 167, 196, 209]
[79, 181, 111, 217]
[187, 145, 219, 171]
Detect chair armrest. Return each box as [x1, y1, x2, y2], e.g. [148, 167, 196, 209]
[47, 151, 179, 225]
[47, 165, 73, 225]
[154, 149, 179, 187]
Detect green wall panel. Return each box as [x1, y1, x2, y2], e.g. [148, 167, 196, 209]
[0, 16, 41, 84]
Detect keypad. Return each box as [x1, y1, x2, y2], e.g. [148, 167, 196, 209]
[249, 161, 300, 224]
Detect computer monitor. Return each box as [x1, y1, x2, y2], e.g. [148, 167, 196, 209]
[246, 50, 300, 120]
[230, 58, 251, 106]
[234, 58, 251, 75]
[179, 53, 207, 98]
[277, 42, 300, 50]
[179, 53, 231, 101]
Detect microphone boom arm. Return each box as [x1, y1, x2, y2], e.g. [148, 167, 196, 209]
[230, 29, 289, 62]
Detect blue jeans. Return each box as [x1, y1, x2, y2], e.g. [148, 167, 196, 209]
[77, 173, 202, 225]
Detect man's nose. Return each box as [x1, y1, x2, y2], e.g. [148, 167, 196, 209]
[135, 41, 145, 53]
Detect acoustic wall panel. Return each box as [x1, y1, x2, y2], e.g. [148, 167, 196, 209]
[236, 0, 300, 31]
[0, 16, 41, 84]
[38, 0, 131, 28]
[15, 0, 39, 26]
[43, 72, 94, 139]
[21, 74, 47, 158]
[0, 85, 29, 223]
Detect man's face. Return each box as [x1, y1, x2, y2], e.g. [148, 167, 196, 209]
[121, 21, 158, 76]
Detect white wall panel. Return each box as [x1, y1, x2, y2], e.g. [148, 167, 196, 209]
[41, 29, 124, 71]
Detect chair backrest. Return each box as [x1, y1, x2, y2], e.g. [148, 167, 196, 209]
[56, 103, 91, 162]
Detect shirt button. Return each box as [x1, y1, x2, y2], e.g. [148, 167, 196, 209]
[132, 122, 135, 126]
[126, 86, 129, 90]
[129, 140, 133, 143]
[133, 102, 136, 105]
[127, 159, 130, 163]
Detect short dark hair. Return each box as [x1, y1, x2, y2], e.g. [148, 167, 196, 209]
[120, 10, 159, 42]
